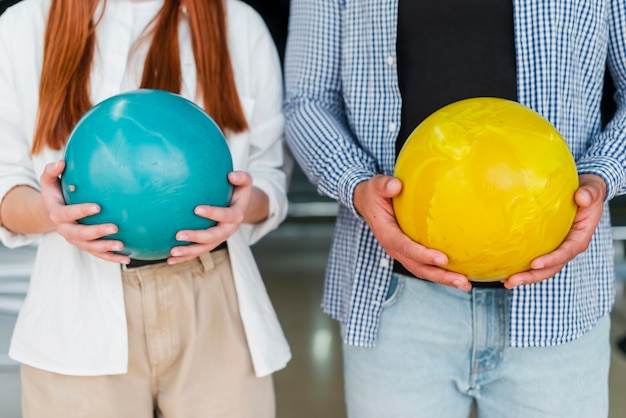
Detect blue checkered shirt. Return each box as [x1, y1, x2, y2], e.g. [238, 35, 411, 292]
[284, 0, 626, 348]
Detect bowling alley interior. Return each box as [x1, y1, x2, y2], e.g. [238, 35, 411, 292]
[1, 1, 626, 417]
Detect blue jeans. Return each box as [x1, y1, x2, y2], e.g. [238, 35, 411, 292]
[342, 274, 611, 418]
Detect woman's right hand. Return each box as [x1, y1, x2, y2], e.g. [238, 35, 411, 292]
[40, 160, 130, 264]
[354, 174, 472, 291]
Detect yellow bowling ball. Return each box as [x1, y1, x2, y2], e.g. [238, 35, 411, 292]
[393, 97, 579, 281]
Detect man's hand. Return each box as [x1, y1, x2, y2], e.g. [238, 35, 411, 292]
[354, 174, 471, 291]
[504, 174, 606, 288]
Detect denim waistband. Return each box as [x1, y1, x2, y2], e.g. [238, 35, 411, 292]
[392, 260, 506, 289]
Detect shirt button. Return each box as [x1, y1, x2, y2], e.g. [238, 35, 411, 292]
[380, 258, 390, 268]
[388, 122, 397, 132]
[386, 55, 395, 66]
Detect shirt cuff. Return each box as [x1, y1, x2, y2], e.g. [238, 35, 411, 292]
[577, 156, 625, 201]
[336, 167, 376, 219]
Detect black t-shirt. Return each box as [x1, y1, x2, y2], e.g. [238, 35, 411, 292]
[396, 0, 517, 155]
[394, 1, 517, 285]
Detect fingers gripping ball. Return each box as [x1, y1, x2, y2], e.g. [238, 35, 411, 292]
[393, 97, 578, 281]
[61, 89, 233, 260]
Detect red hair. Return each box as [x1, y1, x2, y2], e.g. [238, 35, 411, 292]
[32, 0, 247, 154]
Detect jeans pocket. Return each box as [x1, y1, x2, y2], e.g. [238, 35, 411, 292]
[382, 274, 404, 309]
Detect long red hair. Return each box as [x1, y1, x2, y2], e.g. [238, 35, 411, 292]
[31, 0, 247, 155]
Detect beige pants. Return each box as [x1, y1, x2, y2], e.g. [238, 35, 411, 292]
[21, 249, 275, 418]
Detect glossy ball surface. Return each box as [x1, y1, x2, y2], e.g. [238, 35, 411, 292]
[393, 97, 578, 281]
[61, 89, 233, 260]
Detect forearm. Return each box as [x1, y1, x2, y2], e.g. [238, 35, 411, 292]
[284, 0, 377, 206]
[0, 185, 54, 234]
[244, 186, 269, 224]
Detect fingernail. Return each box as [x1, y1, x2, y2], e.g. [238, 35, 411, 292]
[434, 256, 446, 265]
[105, 226, 116, 234]
[453, 280, 468, 290]
[177, 234, 188, 241]
[390, 178, 404, 193]
[580, 189, 592, 202]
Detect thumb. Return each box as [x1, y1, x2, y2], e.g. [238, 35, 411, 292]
[41, 160, 65, 186]
[380, 176, 402, 198]
[45, 160, 65, 178]
[575, 174, 606, 208]
[574, 186, 593, 208]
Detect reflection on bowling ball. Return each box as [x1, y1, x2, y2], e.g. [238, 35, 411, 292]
[393, 97, 578, 281]
[61, 89, 233, 260]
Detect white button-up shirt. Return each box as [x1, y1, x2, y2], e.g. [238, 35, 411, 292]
[0, 0, 291, 377]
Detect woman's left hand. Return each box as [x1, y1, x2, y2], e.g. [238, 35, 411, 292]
[167, 171, 253, 264]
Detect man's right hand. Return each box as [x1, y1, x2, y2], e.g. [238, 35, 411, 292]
[353, 174, 471, 291]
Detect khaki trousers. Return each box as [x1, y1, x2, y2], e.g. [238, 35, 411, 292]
[21, 249, 275, 418]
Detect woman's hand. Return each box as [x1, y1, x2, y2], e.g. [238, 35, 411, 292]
[167, 171, 255, 264]
[354, 174, 472, 291]
[504, 174, 606, 288]
[41, 160, 130, 263]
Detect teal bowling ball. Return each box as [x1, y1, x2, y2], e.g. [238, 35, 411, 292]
[61, 89, 233, 260]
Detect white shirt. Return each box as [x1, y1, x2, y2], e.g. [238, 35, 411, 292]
[0, 0, 291, 377]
